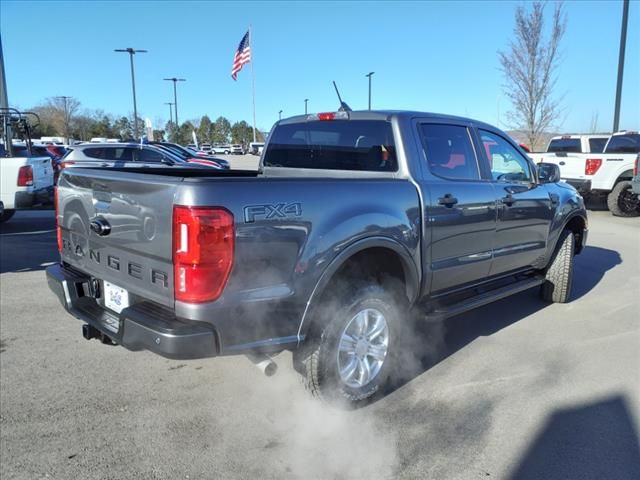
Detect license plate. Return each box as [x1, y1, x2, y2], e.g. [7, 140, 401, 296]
[104, 281, 129, 315]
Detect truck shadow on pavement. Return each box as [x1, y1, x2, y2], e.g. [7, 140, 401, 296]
[375, 245, 622, 402]
[0, 212, 57, 274]
[508, 395, 640, 480]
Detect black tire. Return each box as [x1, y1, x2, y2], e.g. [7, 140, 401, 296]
[607, 180, 640, 217]
[300, 282, 407, 404]
[0, 209, 16, 223]
[541, 229, 575, 303]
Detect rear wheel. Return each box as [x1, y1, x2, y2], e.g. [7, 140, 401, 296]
[541, 229, 575, 303]
[607, 181, 640, 217]
[0, 209, 16, 223]
[300, 283, 406, 404]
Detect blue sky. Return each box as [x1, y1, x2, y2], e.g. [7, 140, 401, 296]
[1, 0, 638, 134]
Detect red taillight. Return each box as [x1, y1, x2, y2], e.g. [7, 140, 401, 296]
[317, 112, 336, 121]
[173, 206, 234, 303]
[585, 158, 602, 176]
[55, 187, 62, 253]
[60, 161, 75, 169]
[17, 165, 33, 186]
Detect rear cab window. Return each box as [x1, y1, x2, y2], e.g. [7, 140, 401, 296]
[263, 120, 397, 171]
[547, 138, 581, 153]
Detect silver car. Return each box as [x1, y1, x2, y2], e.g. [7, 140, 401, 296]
[60, 143, 190, 169]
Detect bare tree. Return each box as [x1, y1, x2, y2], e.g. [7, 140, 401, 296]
[32, 96, 80, 141]
[499, 2, 566, 151]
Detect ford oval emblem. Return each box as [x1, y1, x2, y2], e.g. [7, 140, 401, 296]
[90, 217, 112, 236]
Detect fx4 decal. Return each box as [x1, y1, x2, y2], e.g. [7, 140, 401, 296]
[244, 203, 302, 223]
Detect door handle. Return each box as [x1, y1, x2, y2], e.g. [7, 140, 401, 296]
[438, 193, 459, 207]
[501, 193, 515, 206]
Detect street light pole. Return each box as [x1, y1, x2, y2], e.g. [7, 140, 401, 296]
[163, 77, 186, 132]
[365, 72, 375, 111]
[304, 98, 308, 115]
[279, 110, 283, 120]
[613, 0, 629, 132]
[115, 48, 147, 139]
[164, 102, 174, 125]
[56, 95, 70, 144]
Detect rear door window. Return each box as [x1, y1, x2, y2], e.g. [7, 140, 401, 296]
[103, 148, 134, 161]
[138, 148, 164, 162]
[263, 120, 397, 171]
[419, 124, 480, 180]
[84, 148, 106, 159]
[604, 134, 640, 153]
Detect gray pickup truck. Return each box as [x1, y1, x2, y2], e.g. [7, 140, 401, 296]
[47, 111, 588, 403]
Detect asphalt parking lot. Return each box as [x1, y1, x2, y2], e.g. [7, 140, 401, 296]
[1, 207, 639, 480]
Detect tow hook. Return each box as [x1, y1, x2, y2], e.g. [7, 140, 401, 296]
[82, 324, 116, 346]
[246, 352, 278, 377]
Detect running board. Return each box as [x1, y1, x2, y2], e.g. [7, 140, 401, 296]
[425, 275, 545, 322]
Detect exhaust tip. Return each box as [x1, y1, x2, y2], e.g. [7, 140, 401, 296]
[246, 353, 278, 377]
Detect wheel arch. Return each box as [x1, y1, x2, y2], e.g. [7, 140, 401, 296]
[614, 169, 634, 183]
[562, 213, 587, 255]
[297, 237, 420, 339]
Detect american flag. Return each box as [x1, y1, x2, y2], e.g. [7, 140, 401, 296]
[231, 31, 251, 81]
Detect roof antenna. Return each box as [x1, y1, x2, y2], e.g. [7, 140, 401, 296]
[332, 81, 352, 112]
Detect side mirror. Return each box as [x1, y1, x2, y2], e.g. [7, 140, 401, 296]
[537, 162, 561, 184]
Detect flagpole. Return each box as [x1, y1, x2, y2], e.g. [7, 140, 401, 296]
[249, 25, 257, 143]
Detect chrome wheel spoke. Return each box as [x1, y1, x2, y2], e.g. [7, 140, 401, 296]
[367, 343, 387, 362]
[354, 311, 368, 336]
[340, 355, 359, 381]
[358, 357, 372, 386]
[339, 333, 358, 354]
[337, 307, 390, 389]
[367, 313, 386, 341]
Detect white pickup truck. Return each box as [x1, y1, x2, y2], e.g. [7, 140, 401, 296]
[0, 109, 55, 223]
[533, 131, 640, 217]
[542, 134, 610, 154]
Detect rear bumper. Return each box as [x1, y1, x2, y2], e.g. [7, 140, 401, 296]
[46, 264, 218, 359]
[563, 178, 592, 194]
[632, 177, 640, 195]
[15, 186, 54, 208]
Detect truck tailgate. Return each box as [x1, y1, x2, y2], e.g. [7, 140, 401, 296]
[30, 155, 54, 190]
[57, 169, 178, 308]
[536, 153, 586, 180]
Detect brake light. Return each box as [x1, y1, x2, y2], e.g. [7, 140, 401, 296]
[60, 161, 75, 169]
[318, 112, 336, 121]
[309, 111, 349, 121]
[173, 206, 234, 303]
[55, 187, 62, 253]
[17, 166, 33, 186]
[585, 158, 602, 176]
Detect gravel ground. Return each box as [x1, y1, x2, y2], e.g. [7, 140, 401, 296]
[1, 208, 638, 480]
